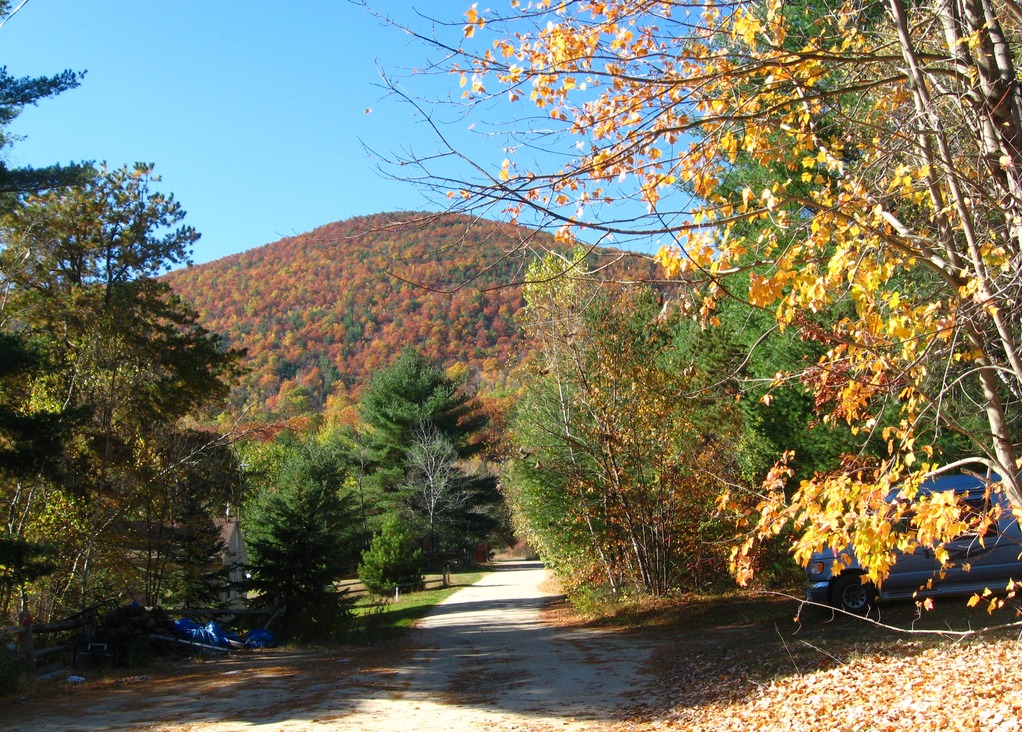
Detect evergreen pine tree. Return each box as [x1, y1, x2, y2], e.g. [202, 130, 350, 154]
[245, 433, 358, 638]
[358, 348, 488, 474]
[0, 0, 91, 204]
[357, 515, 424, 596]
[357, 349, 500, 557]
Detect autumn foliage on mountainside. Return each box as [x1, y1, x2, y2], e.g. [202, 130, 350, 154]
[166, 213, 655, 417]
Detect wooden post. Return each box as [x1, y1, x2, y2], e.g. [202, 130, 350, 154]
[17, 612, 35, 674]
[84, 608, 97, 642]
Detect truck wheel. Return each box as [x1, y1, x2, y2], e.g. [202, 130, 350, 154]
[831, 573, 876, 615]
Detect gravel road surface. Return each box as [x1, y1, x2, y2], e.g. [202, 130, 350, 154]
[1, 561, 659, 732]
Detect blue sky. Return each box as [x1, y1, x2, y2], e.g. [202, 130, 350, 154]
[3, 1, 500, 265]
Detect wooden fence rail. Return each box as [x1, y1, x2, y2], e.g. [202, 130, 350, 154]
[392, 568, 451, 600]
[2, 569, 460, 677]
[1, 606, 274, 679]
[1, 610, 96, 677]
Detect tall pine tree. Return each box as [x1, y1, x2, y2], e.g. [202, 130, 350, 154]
[357, 349, 499, 558]
[358, 349, 489, 476]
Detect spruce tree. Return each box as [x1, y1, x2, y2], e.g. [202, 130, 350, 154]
[245, 432, 358, 638]
[357, 349, 500, 558]
[357, 515, 424, 596]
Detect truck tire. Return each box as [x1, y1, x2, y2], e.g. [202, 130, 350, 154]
[831, 573, 876, 615]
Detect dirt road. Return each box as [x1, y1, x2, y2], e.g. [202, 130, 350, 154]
[1, 562, 659, 732]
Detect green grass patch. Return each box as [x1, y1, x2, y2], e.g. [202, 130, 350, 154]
[350, 565, 490, 641]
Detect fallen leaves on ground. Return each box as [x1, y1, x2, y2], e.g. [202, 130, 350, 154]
[632, 638, 1022, 732]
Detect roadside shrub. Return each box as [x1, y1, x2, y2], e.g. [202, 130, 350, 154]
[358, 516, 424, 595]
[566, 582, 624, 618]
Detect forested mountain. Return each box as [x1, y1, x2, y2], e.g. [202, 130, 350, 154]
[165, 212, 656, 417]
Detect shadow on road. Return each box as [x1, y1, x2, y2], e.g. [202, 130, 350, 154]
[0, 561, 654, 732]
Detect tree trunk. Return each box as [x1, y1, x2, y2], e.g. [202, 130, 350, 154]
[891, 0, 1022, 502]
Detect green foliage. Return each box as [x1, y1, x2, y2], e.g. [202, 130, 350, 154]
[0, 331, 73, 614]
[0, 537, 56, 613]
[673, 294, 868, 488]
[355, 349, 501, 558]
[112, 426, 244, 608]
[0, 643, 27, 696]
[0, 163, 241, 429]
[400, 420, 502, 561]
[244, 431, 358, 638]
[0, 37, 91, 207]
[360, 348, 488, 470]
[358, 515, 424, 596]
[163, 505, 230, 608]
[0, 39, 240, 619]
[331, 424, 384, 547]
[507, 260, 742, 597]
[0, 165, 241, 617]
[0, 333, 69, 482]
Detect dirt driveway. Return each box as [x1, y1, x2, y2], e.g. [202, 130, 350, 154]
[1, 562, 660, 732]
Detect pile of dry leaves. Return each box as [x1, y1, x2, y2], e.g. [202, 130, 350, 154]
[614, 600, 1022, 732]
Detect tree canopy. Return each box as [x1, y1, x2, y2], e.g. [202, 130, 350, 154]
[0, 164, 242, 615]
[359, 348, 489, 471]
[391, 0, 1022, 585]
[245, 431, 358, 619]
[356, 348, 501, 560]
[505, 249, 742, 595]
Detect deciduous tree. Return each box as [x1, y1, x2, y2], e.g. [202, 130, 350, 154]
[395, 0, 1022, 586]
[403, 421, 469, 561]
[118, 427, 243, 608]
[505, 250, 741, 596]
[0, 164, 241, 613]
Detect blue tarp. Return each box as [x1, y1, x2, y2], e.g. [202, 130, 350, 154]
[173, 618, 235, 649]
[244, 628, 277, 649]
[173, 617, 275, 649]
